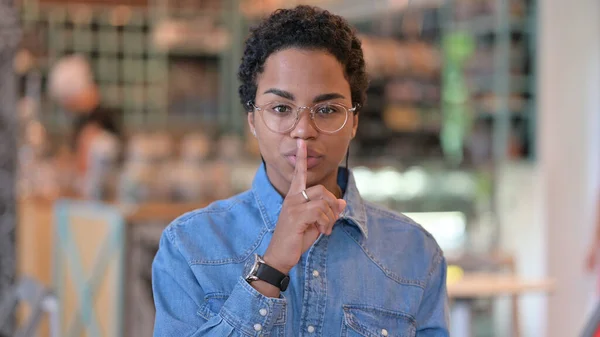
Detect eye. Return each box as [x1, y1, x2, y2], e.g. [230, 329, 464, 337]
[316, 104, 341, 115]
[267, 103, 294, 115]
[274, 105, 291, 113]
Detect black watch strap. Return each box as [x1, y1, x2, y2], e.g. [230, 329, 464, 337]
[256, 262, 290, 292]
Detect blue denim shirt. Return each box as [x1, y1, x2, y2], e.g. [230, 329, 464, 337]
[152, 164, 449, 336]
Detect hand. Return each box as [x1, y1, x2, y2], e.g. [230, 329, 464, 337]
[263, 139, 346, 275]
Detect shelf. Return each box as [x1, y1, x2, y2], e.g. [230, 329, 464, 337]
[165, 48, 223, 57]
[476, 111, 530, 119]
[468, 74, 532, 94]
[446, 15, 530, 36]
[151, 19, 230, 56]
[323, 0, 445, 24]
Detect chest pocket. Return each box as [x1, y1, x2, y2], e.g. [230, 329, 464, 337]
[197, 293, 228, 321]
[342, 305, 416, 337]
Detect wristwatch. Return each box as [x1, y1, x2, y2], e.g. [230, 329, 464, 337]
[244, 254, 290, 292]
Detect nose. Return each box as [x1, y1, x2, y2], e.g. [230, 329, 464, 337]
[289, 108, 318, 139]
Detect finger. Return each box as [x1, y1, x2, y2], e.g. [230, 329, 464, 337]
[323, 204, 337, 224]
[309, 200, 338, 224]
[305, 185, 339, 213]
[299, 204, 333, 231]
[314, 211, 333, 235]
[288, 139, 307, 197]
[337, 199, 347, 215]
[304, 200, 335, 222]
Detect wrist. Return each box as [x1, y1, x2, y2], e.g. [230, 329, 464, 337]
[250, 280, 281, 298]
[263, 252, 293, 275]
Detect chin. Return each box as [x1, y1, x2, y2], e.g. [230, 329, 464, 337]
[308, 166, 338, 186]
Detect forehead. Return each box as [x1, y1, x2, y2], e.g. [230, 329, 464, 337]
[257, 48, 351, 100]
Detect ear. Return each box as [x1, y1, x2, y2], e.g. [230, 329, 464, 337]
[247, 112, 257, 137]
[351, 113, 358, 139]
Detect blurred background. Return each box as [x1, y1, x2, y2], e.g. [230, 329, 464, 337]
[0, 0, 598, 336]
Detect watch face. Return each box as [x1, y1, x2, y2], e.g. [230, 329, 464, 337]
[243, 254, 260, 281]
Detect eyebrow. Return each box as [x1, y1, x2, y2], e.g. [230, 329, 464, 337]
[263, 88, 346, 103]
[312, 93, 346, 103]
[263, 88, 295, 101]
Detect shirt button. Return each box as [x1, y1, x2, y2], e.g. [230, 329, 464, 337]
[312, 270, 320, 278]
[307, 325, 315, 333]
[254, 323, 262, 331]
[381, 328, 389, 336]
[259, 308, 267, 316]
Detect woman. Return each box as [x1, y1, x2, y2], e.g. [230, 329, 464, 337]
[49, 55, 122, 189]
[585, 198, 600, 279]
[153, 6, 449, 336]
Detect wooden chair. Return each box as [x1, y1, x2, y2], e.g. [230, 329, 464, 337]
[53, 200, 125, 337]
[448, 251, 522, 337]
[0, 277, 59, 337]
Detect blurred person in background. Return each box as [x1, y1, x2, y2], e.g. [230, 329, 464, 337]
[585, 198, 600, 276]
[152, 5, 448, 337]
[48, 55, 122, 198]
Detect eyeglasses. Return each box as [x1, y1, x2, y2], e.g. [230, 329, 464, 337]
[247, 101, 359, 134]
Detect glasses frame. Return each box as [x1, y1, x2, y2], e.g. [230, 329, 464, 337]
[247, 100, 360, 134]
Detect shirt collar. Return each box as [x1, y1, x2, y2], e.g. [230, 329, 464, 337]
[251, 163, 368, 238]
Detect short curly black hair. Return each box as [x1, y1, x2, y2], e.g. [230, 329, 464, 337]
[238, 5, 368, 113]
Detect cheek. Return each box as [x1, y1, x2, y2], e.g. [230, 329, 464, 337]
[255, 132, 283, 157]
[323, 135, 351, 163]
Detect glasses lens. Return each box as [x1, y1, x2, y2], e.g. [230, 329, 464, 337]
[261, 102, 298, 132]
[258, 101, 350, 133]
[312, 103, 349, 133]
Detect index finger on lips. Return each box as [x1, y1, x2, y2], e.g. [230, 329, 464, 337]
[288, 139, 307, 197]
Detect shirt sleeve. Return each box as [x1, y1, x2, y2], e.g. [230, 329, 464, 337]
[152, 227, 287, 337]
[415, 251, 450, 337]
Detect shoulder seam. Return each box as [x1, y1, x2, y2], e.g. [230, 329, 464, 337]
[417, 247, 445, 306]
[363, 203, 437, 241]
[165, 192, 263, 266]
[188, 225, 268, 265]
[341, 225, 427, 289]
[170, 196, 245, 230]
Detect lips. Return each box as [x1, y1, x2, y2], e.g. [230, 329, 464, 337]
[286, 155, 323, 169]
[283, 148, 324, 169]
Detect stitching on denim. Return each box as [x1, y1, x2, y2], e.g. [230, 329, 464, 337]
[167, 197, 242, 252]
[318, 235, 330, 335]
[428, 250, 443, 279]
[204, 292, 229, 299]
[343, 216, 368, 238]
[416, 250, 444, 307]
[252, 189, 275, 232]
[343, 304, 417, 336]
[219, 306, 255, 337]
[196, 305, 213, 321]
[300, 247, 312, 329]
[196, 293, 228, 321]
[188, 226, 268, 265]
[176, 197, 244, 223]
[364, 203, 438, 242]
[165, 225, 179, 251]
[222, 280, 287, 334]
[343, 304, 416, 322]
[273, 295, 287, 325]
[341, 225, 426, 288]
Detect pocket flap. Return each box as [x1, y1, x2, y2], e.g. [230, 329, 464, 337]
[343, 305, 416, 337]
